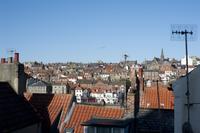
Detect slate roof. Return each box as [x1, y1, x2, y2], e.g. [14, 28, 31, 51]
[26, 78, 37, 86]
[64, 104, 124, 133]
[0, 82, 41, 133]
[29, 80, 50, 87]
[24, 93, 73, 132]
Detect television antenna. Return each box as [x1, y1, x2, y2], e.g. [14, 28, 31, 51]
[6, 48, 16, 57]
[171, 24, 197, 130]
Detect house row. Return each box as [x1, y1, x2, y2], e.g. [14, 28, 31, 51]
[74, 86, 120, 105]
[27, 78, 71, 94]
[74, 80, 126, 105]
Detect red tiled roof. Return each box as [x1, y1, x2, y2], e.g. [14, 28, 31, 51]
[59, 95, 74, 129]
[64, 105, 124, 133]
[140, 86, 174, 109]
[24, 93, 73, 132]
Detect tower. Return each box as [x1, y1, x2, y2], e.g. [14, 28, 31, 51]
[160, 48, 164, 61]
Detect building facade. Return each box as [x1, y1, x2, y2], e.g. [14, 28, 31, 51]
[27, 80, 52, 94]
[52, 84, 70, 94]
[173, 66, 200, 133]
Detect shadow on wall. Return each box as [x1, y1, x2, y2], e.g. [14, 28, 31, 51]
[28, 94, 56, 133]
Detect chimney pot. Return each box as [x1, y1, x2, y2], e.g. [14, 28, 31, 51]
[1, 58, 6, 64]
[14, 53, 19, 63]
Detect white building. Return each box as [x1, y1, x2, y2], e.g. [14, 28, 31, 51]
[159, 71, 176, 84]
[52, 84, 69, 94]
[173, 65, 200, 133]
[104, 92, 118, 104]
[181, 56, 193, 66]
[90, 90, 118, 104]
[75, 87, 83, 103]
[68, 78, 77, 84]
[75, 87, 90, 103]
[181, 56, 200, 67]
[99, 73, 110, 80]
[77, 76, 83, 80]
[90, 91, 105, 103]
[27, 80, 52, 94]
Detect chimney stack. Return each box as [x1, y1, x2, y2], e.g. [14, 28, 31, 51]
[1, 58, 6, 64]
[138, 67, 143, 79]
[138, 66, 144, 92]
[14, 53, 19, 63]
[8, 57, 13, 63]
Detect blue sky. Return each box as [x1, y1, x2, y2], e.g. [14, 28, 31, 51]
[0, 0, 200, 63]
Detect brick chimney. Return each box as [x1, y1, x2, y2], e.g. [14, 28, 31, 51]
[138, 67, 143, 79]
[14, 53, 19, 63]
[138, 66, 144, 93]
[1, 58, 6, 64]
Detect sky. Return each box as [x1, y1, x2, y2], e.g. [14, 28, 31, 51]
[0, 0, 200, 63]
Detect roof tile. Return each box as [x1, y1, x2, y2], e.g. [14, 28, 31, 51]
[24, 93, 73, 132]
[140, 86, 174, 109]
[64, 105, 124, 133]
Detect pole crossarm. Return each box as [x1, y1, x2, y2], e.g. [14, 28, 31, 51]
[172, 30, 193, 35]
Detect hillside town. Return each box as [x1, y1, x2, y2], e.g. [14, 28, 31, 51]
[23, 49, 199, 106]
[0, 50, 200, 133]
[2, 0, 200, 132]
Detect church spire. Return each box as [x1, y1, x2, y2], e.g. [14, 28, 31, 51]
[160, 48, 164, 61]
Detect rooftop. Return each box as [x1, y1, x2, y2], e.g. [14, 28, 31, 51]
[0, 82, 41, 132]
[63, 104, 124, 133]
[140, 86, 174, 109]
[24, 93, 73, 132]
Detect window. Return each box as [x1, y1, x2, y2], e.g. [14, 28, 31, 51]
[113, 128, 122, 133]
[87, 127, 95, 133]
[96, 127, 111, 133]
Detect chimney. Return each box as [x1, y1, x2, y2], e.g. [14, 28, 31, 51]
[138, 67, 143, 79]
[1, 58, 6, 64]
[138, 67, 144, 92]
[14, 53, 19, 63]
[7, 57, 13, 63]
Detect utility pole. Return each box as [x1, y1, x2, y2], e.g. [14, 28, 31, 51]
[171, 24, 197, 129]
